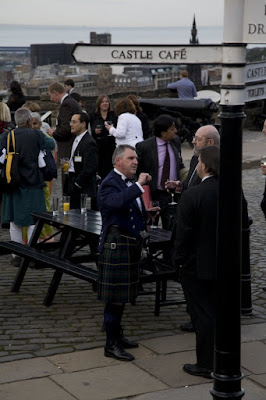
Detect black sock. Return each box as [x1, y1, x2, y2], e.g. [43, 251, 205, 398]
[104, 303, 124, 346]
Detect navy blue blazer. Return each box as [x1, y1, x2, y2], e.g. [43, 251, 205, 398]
[97, 170, 147, 252]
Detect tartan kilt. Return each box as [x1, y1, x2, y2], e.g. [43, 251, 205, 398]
[97, 231, 141, 303]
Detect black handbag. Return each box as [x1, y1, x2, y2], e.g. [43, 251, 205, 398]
[0, 130, 20, 193]
[40, 151, 57, 181]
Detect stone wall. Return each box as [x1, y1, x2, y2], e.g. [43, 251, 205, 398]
[27, 86, 264, 130]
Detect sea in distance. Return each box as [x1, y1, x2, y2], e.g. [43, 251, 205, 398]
[0, 24, 223, 47]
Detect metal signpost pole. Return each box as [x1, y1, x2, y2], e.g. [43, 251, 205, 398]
[211, 1, 246, 399]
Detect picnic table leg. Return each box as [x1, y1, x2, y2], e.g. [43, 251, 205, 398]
[155, 280, 161, 316]
[11, 220, 44, 292]
[162, 280, 167, 302]
[43, 228, 73, 306]
[43, 270, 64, 306]
[11, 258, 31, 292]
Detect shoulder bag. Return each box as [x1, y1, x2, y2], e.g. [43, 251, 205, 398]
[0, 130, 20, 193]
[40, 150, 57, 181]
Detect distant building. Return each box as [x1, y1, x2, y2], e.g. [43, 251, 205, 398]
[31, 44, 75, 69]
[122, 65, 179, 91]
[90, 32, 111, 45]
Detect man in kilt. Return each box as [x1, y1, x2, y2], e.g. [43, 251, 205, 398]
[97, 144, 151, 361]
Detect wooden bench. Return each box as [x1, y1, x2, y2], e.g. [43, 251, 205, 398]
[0, 241, 98, 306]
[0, 240, 184, 315]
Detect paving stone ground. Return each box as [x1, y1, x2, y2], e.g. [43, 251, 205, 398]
[0, 129, 266, 364]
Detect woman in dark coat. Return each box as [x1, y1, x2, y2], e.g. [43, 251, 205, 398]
[7, 81, 26, 122]
[90, 94, 117, 179]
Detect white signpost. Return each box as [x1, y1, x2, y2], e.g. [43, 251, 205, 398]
[245, 61, 266, 101]
[243, 0, 266, 43]
[72, 44, 223, 65]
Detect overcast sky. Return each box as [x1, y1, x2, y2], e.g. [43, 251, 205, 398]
[1, 0, 224, 27]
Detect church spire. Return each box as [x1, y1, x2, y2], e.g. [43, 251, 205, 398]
[190, 14, 199, 44]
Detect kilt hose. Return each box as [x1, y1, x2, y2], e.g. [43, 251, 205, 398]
[97, 230, 142, 304]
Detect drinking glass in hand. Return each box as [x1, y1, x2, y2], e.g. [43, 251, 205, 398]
[166, 180, 177, 205]
[105, 121, 113, 136]
[96, 125, 103, 134]
[147, 200, 160, 229]
[60, 158, 69, 174]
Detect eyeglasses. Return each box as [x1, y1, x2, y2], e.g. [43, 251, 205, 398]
[193, 136, 211, 142]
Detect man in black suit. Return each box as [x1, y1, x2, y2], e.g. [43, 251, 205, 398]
[136, 114, 186, 230]
[169, 125, 220, 332]
[68, 112, 98, 209]
[48, 82, 82, 161]
[174, 145, 220, 379]
[97, 145, 151, 362]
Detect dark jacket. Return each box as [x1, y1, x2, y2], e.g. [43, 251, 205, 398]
[0, 127, 54, 188]
[7, 94, 26, 112]
[182, 155, 201, 189]
[90, 111, 117, 140]
[97, 170, 146, 252]
[136, 135, 185, 195]
[90, 111, 117, 179]
[53, 95, 82, 160]
[137, 111, 150, 139]
[68, 131, 98, 197]
[174, 176, 218, 280]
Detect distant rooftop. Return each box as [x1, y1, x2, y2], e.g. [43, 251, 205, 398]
[0, 46, 30, 53]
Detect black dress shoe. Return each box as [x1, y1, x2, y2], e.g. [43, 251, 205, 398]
[183, 363, 212, 379]
[119, 327, 139, 348]
[104, 343, 135, 361]
[120, 337, 139, 349]
[180, 321, 195, 332]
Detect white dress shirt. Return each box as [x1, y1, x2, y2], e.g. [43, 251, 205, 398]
[68, 130, 87, 172]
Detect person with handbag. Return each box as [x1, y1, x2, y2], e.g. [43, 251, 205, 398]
[20, 112, 56, 244]
[0, 108, 55, 266]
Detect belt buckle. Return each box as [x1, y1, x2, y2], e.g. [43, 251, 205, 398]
[110, 243, 116, 250]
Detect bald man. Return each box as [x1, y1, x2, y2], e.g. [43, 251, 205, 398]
[183, 125, 220, 189]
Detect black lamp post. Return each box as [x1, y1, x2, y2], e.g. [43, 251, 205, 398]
[211, 105, 245, 399]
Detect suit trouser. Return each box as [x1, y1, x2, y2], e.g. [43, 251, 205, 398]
[67, 174, 81, 209]
[181, 274, 216, 369]
[153, 190, 177, 230]
[68, 173, 98, 211]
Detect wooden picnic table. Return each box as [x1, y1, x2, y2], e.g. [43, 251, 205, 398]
[0, 209, 184, 315]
